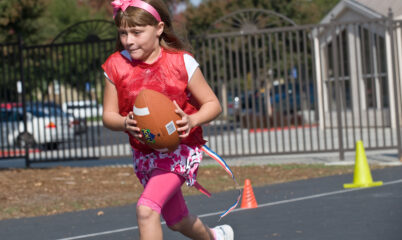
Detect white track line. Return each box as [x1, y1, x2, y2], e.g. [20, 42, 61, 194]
[56, 179, 402, 240]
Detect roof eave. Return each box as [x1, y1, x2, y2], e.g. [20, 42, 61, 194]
[320, 0, 383, 24]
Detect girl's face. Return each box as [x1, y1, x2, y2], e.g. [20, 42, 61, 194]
[118, 22, 164, 63]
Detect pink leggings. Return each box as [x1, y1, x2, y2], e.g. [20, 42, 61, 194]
[137, 169, 189, 226]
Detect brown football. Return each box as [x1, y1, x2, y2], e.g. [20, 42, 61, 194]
[133, 89, 181, 152]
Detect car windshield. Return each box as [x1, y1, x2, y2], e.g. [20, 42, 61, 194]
[26, 103, 69, 117]
[0, 102, 71, 119]
[0, 110, 24, 122]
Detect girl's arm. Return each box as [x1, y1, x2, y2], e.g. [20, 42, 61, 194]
[175, 68, 222, 137]
[102, 78, 125, 131]
[102, 78, 141, 137]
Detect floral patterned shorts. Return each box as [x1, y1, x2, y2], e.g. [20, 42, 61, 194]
[132, 144, 203, 187]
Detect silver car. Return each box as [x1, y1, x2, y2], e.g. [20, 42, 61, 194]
[0, 102, 75, 150]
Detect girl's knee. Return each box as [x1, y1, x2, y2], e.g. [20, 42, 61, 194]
[167, 221, 184, 232]
[166, 215, 194, 232]
[136, 205, 159, 223]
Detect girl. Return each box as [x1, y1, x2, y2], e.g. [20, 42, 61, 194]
[102, 0, 234, 239]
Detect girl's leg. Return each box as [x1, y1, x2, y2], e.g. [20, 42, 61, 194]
[161, 180, 214, 239]
[138, 169, 216, 240]
[136, 204, 163, 240]
[163, 184, 234, 240]
[168, 214, 214, 240]
[136, 169, 186, 240]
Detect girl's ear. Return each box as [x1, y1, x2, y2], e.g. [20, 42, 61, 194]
[156, 22, 164, 37]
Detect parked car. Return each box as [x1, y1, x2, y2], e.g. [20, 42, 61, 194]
[0, 102, 77, 150]
[227, 83, 315, 118]
[37, 102, 87, 134]
[62, 100, 103, 119]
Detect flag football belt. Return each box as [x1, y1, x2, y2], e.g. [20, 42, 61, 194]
[194, 145, 241, 221]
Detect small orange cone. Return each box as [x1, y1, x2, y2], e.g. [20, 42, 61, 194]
[241, 179, 258, 208]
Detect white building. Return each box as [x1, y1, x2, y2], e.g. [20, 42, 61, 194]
[313, 0, 402, 129]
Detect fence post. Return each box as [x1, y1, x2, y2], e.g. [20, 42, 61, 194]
[330, 18, 345, 161]
[18, 34, 30, 168]
[388, 10, 402, 161]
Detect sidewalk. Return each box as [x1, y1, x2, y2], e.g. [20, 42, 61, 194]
[1, 149, 400, 169]
[201, 149, 402, 166]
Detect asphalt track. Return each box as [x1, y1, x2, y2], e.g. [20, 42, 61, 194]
[1, 165, 401, 240]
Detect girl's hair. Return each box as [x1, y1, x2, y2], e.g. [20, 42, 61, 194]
[114, 0, 189, 52]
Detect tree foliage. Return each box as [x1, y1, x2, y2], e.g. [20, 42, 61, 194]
[0, 0, 47, 43]
[0, 0, 112, 44]
[44, 0, 110, 43]
[182, 0, 339, 37]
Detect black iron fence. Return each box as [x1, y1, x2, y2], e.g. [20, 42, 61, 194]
[192, 16, 402, 161]
[0, 37, 116, 166]
[1, 15, 401, 166]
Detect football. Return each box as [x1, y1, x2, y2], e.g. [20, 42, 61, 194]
[133, 89, 181, 152]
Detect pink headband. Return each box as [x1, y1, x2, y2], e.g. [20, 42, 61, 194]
[111, 0, 161, 22]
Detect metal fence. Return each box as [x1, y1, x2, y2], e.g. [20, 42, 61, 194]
[0, 15, 401, 166]
[0, 38, 115, 166]
[193, 15, 402, 161]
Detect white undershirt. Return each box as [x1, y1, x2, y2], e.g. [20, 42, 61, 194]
[104, 50, 199, 83]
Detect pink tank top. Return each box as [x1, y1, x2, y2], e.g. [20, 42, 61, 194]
[102, 48, 206, 154]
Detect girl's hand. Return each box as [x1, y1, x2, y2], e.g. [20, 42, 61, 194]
[174, 101, 194, 138]
[125, 111, 142, 139]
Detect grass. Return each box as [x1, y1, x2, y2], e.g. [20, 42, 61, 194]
[0, 163, 385, 220]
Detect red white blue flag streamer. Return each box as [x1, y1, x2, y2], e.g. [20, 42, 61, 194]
[201, 145, 241, 221]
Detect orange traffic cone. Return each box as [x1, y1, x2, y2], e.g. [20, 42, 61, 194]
[241, 179, 258, 208]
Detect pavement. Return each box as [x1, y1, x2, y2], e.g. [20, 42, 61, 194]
[0, 148, 401, 169]
[0, 147, 401, 240]
[1, 165, 401, 240]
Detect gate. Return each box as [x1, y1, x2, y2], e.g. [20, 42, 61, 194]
[0, 20, 117, 166]
[192, 9, 402, 160]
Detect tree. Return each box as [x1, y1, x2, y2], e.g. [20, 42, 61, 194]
[0, 0, 47, 43]
[287, 0, 340, 25]
[0, 0, 115, 44]
[182, 0, 339, 37]
[44, 0, 113, 44]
